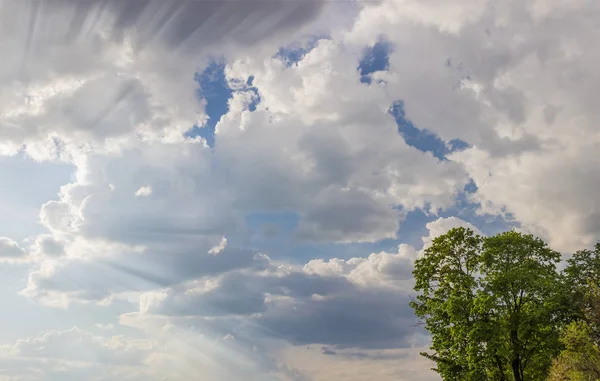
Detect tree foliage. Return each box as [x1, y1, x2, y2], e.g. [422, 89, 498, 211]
[548, 245, 600, 380]
[411, 228, 566, 381]
[548, 321, 600, 381]
[565, 244, 600, 342]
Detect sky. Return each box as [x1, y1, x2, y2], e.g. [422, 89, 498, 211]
[0, 0, 598, 380]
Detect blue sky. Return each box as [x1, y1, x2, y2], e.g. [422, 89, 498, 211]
[0, 1, 596, 380]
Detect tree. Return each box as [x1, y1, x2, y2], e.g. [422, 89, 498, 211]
[480, 231, 564, 381]
[410, 227, 486, 380]
[547, 321, 600, 381]
[411, 228, 566, 381]
[548, 245, 600, 380]
[564, 244, 600, 343]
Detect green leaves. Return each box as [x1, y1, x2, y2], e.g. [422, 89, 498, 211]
[550, 248, 600, 380]
[411, 227, 485, 380]
[411, 228, 565, 381]
[548, 321, 600, 381]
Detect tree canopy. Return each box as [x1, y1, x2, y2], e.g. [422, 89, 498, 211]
[411, 228, 600, 381]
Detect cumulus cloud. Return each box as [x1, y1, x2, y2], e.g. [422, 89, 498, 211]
[342, 0, 600, 251]
[31, 234, 65, 257]
[420, 216, 483, 253]
[0, 0, 328, 159]
[219, 38, 469, 243]
[130, 241, 428, 350]
[0, 237, 28, 261]
[305, 244, 417, 287]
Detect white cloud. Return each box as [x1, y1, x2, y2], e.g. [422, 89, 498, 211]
[134, 186, 152, 198]
[339, 0, 600, 251]
[208, 237, 228, 255]
[304, 244, 418, 288]
[0, 237, 27, 261]
[95, 323, 115, 330]
[0, 327, 158, 381]
[32, 235, 65, 257]
[420, 217, 483, 253]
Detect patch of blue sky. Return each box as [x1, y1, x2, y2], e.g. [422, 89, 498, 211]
[358, 39, 392, 84]
[185, 61, 262, 147]
[398, 181, 517, 249]
[244, 75, 260, 112]
[185, 60, 233, 148]
[389, 100, 470, 160]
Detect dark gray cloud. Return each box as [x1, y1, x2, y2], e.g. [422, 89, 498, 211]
[256, 289, 419, 349]
[141, 263, 420, 349]
[3, 0, 325, 56]
[296, 188, 401, 243]
[144, 269, 356, 316]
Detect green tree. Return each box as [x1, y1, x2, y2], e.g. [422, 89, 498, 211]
[564, 244, 600, 343]
[480, 231, 564, 381]
[410, 227, 486, 380]
[548, 321, 600, 381]
[411, 228, 566, 381]
[549, 245, 600, 380]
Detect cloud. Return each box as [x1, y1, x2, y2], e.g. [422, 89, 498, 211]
[279, 345, 440, 381]
[340, 0, 600, 251]
[218, 38, 469, 243]
[304, 244, 417, 287]
[208, 237, 228, 255]
[14, 326, 151, 365]
[23, 242, 269, 305]
[0, 327, 157, 381]
[0, 0, 328, 159]
[95, 323, 115, 330]
[0, 237, 28, 261]
[130, 241, 429, 350]
[119, 215, 477, 359]
[31, 234, 65, 257]
[420, 216, 483, 253]
[134, 185, 152, 198]
[18, 27, 474, 308]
